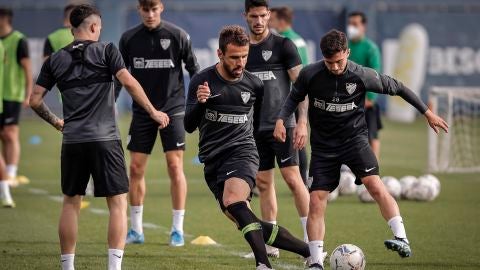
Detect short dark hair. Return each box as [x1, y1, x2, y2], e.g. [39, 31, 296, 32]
[320, 29, 348, 58]
[138, 0, 162, 9]
[70, 4, 101, 28]
[348, 11, 367, 24]
[245, 0, 268, 13]
[219, 25, 250, 53]
[270, 6, 293, 24]
[0, 7, 13, 23]
[64, 4, 77, 19]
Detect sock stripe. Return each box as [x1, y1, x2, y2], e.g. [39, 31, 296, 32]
[241, 222, 262, 236]
[266, 224, 279, 245]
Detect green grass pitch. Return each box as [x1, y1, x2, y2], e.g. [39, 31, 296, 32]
[0, 116, 479, 269]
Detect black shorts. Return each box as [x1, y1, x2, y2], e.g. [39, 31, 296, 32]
[203, 144, 259, 211]
[365, 104, 383, 140]
[127, 113, 186, 154]
[308, 136, 379, 192]
[61, 140, 129, 197]
[255, 128, 299, 171]
[1, 101, 22, 126]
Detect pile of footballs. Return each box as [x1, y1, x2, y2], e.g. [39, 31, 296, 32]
[327, 170, 441, 203]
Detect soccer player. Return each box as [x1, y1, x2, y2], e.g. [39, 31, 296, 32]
[269, 5, 309, 184]
[30, 5, 169, 270]
[118, 0, 199, 246]
[43, 4, 75, 58]
[0, 39, 13, 208]
[274, 29, 448, 269]
[243, 0, 310, 256]
[347, 11, 383, 159]
[0, 7, 32, 185]
[185, 24, 310, 270]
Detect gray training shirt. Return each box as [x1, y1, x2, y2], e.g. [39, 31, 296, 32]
[36, 40, 126, 144]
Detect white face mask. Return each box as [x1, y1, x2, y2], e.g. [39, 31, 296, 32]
[347, 25, 361, 40]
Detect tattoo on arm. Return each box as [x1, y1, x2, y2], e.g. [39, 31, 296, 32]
[31, 102, 60, 128]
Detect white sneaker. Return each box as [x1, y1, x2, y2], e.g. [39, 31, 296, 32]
[243, 245, 280, 259]
[256, 263, 274, 270]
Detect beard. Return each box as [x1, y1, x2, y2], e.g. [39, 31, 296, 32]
[249, 23, 266, 36]
[223, 62, 243, 79]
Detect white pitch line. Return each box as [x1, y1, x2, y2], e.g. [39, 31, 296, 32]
[48, 195, 64, 202]
[89, 208, 109, 215]
[28, 188, 49, 195]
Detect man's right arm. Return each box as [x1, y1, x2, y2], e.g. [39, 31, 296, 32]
[30, 58, 63, 131]
[114, 36, 129, 100]
[184, 75, 206, 133]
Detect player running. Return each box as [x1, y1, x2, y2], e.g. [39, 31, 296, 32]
[274, 29, 448, 269]
[0, 7, 32, 186]
[30, 5, 169, 270]
[243, 0, 310, 257]
[118, 0, 199, 246]
[185, 25, 311, 270]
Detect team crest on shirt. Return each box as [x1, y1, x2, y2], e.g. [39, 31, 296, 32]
[160, 39, 171, 50]
[241, 92, 251, 104]
[346, 83, 357, 95]
[262, 50, 272, 61]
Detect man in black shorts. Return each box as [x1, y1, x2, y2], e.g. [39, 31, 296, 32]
[118, 0, 199, 246]
[275, 29, 448, 269]
[244, 1, 310, 256]
[185, 25, 310, 270]
[30, 5, 169, 270]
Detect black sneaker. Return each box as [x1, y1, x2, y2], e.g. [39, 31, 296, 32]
[384, 237, 412, 258]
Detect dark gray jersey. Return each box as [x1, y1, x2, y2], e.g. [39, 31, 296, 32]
[246, 32, 301, 131]
[279, 60, 428, 150]
[184, 65, 264, 162]
[37, 40, 125, 144]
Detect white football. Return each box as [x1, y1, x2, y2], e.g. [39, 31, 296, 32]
[420, 174, 441, 197]
[381, 176, 402, 199]
[330, 244, 366, 270]
[328, 187, 339, 202]
[339, 171, 357, 195]
[406, 177, 437, 201]
[399, 176, 417, 199]
[356, 185, 374, 203]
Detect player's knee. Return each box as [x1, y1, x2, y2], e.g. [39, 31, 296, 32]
[166, 159, 182, 174]
[365, 182, 387, 200]
[255, 178, 271, 192]
[129, 162, 146, 179]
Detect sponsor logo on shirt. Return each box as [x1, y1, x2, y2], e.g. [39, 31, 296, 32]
[133, 57, 175, 69]
[251, 71, 277, 81]
[262, 50, 272, 61]
[160, 39, 171, 50]
[346, 83, 357, 95]
[313, 98, 358, 112]
[205, 109, 248, 124]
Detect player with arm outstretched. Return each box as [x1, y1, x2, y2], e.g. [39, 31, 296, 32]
[185, 25, 310, 270]
[274, 29, 448, 270]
